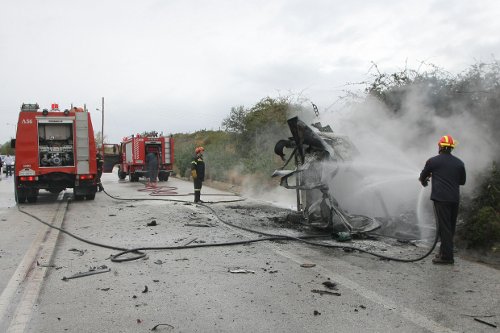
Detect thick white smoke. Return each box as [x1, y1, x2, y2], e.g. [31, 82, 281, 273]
[316, 86, 494, 238]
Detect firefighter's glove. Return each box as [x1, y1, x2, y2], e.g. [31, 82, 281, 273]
[191, 170, 197, 179]
[420, 177, 429, 187]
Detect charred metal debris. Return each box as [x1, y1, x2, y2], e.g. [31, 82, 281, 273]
[273, 116, 380, 237]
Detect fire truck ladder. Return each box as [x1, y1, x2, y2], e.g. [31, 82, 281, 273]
[75, 111, 90, 174]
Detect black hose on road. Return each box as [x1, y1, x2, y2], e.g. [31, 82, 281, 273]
[16, 185, 439, 264]
[103, 187, 439, 263]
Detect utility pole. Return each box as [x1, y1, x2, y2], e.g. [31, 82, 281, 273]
[101, 97, 104, 151]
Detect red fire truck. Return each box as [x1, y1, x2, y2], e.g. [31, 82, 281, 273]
[116, 134, 174, 182]
[11, 103, 99, 203]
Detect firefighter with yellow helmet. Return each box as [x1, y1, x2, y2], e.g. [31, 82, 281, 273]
[419, 135, 466, 265]
[191, 146, 205, 203]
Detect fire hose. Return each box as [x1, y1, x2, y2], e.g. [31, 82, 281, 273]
[17, 185, 439, 263]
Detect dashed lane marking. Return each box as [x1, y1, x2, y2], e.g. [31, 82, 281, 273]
[0, 193, 67, 333]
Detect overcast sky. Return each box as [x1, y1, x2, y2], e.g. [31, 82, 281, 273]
[1, 0, 499, 144]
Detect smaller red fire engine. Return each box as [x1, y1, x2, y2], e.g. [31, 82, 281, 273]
[116, 133, 174, 182]
[11, 103, 99, 203]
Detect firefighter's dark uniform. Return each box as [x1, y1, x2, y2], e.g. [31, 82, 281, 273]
[96, 154, 104, 191]
[419, 151, 466, 263]
[146, 152, 159, 183]
[191, 154, 205, 203]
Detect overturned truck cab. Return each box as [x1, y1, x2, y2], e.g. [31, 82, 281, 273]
[272, 117, 380, 236]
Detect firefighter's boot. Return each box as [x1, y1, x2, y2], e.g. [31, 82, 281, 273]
[194, 191, 201, 203]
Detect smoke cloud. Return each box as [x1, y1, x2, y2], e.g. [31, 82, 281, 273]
[316, 83, 496, 238]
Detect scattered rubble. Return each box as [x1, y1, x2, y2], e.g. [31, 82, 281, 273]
[322, 281, 337, 290]
[228, 269, 255, 274]
[151, 323, 175, 330]
[300, 263, 316, 268]
[62, 266, 111, 281]
[311, 289, 341, 296]
[473, 318, 497, 328]
[68, 248, 86, 256]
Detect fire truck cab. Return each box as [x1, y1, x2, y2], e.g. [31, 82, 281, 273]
[11, 103, 99, 203]
[117, 134, 174, 182]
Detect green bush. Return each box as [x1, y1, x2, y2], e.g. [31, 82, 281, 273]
[460, 163, 500, 247]
[462, 206, 500, 247]
[173, 96, 302, 185]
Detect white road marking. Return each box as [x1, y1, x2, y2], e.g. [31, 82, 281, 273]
[267, 244, 459, 333]
[1, 193, 68, 333]
[0, 218, 49, 322]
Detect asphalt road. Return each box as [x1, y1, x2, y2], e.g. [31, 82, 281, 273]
[0, 172, 499, 332]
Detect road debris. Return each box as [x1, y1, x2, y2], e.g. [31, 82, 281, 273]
[151, 323, 175, 331]
[36, 261, 56, 268]
[142, 285, 149, 293]
[90, 265, 108, 271]
[313, 310, 321, 316]
[229, 269, 255, 274]
[62, 267, 111, 281]
[311, 289, 341, 296]
[147, 220, 158, 226]
[154, 260, 163, 265]
[68, 248, 86, 256]
[300, 263, 316, 268]
[322, 281, 337, 290]
[473, 318, 497, 328]
[183, 238, 198, 246]
[184, 223, 215, 227]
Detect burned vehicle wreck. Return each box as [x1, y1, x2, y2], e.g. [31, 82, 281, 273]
[272, 117, 381, 237]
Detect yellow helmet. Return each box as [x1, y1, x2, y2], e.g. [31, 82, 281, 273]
[438, 135, 456, 148]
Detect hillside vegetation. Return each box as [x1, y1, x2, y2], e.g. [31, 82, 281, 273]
[173, 61, 500, 250]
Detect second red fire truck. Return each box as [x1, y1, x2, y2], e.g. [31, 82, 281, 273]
[114, 134, 174, 182]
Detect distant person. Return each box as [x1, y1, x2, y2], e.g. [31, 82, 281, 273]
[96, 153, 104, 192]
[146, 149, 159, 187]
[0, 156, 3, 180]
[4, 155, 14, 176]
[419, 135, 466, 265]
[191, 146, 205, 203]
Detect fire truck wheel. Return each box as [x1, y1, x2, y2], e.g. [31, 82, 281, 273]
[130, 174, 139, 182]
[74, 194, 85, 201]
[15, 190, 27, 203]
[118, 170, 127, 180]
[27, 195, 38, 203]
[86, 193, 96, 200]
